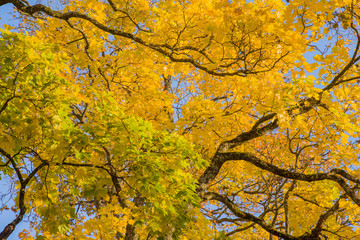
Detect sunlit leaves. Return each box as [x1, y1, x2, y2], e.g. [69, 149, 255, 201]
[2, 0, 360, 239]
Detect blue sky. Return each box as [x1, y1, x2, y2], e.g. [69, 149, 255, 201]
[0, 4, 17, 27]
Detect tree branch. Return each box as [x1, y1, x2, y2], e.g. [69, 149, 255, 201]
[0, 148, 47, 239]
[213, 152, 360, 206]
[1, 0, 284, 77]
[204, 192, 298, 240]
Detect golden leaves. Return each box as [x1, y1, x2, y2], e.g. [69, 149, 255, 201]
[2, 0, 360, 239]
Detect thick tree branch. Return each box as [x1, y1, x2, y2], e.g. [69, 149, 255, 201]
[0, 96, 16, 115]
[0, 148, 47, 240]
[198, 90, 338, 193]
[0, 148, 23, 183]
[212, 152, 360, 206]
[0, 0, 11, 6]
[311, 197, 340, 236]
[0, 0, 256, 77]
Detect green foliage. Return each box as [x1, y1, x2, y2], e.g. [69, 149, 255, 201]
[0, 29, 205, 239]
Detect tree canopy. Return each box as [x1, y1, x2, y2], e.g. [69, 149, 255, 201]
[1, 0, 360, 239]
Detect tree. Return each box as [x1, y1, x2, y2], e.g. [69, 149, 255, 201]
[0, 0, 360, 239]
